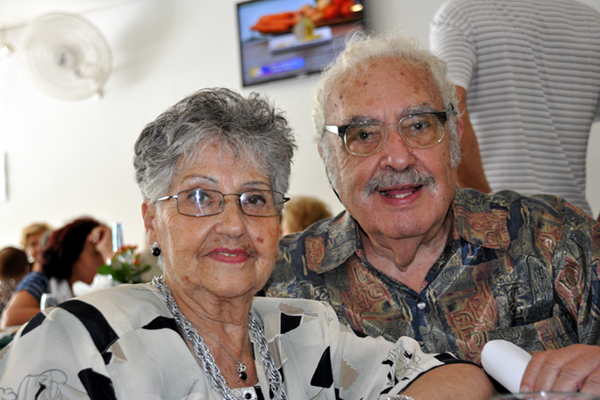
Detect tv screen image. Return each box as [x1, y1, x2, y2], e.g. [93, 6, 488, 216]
[236, 0, 366, 87]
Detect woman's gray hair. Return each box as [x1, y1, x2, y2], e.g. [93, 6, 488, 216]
[314, 29, 461, 169]
[134, 88, 297, 203]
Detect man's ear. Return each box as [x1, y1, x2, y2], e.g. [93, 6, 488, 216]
[142, 201, 158, 246]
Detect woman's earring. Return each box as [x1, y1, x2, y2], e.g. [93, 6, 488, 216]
[151, 242, 161, 257]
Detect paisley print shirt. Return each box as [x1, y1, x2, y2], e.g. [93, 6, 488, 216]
[0, 283, 462, 400]
[266, 188, 600, 365]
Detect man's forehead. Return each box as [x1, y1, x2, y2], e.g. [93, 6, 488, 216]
[326, 57, 442, 120]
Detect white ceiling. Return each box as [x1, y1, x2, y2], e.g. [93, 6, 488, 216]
[0, 0, 133, 29]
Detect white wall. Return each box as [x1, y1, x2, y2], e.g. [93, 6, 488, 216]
[1, 0, 599, 251]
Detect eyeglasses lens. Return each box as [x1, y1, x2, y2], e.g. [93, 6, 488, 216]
[345, 125, 385, 156]
[177, 189, 221, 216]
[399, 113, 444, 148]
[176, 189, 283, 217]
[240, 191, 282, 216]
[344, 112, 445, 156]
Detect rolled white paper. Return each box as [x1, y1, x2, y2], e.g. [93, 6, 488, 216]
[481, 339, 533, 393]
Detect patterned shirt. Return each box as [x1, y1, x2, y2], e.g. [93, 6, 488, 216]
[0, 283, 463, 400]
[266, 188, 600, 365]
[0, 279, 20, 314]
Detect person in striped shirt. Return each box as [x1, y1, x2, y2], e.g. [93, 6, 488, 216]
[430, 0, 600, 218]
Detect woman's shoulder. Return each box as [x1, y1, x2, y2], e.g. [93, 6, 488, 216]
[36, 283, 175, 340]
[15, 272, 49, 297]
[73, 283, 166, 316]
[251, 297, 335, 321]
[16, 272, 47, 286]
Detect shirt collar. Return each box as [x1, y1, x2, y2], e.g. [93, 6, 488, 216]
[315, 188, 510, 274]
[309, 211, 362, 274]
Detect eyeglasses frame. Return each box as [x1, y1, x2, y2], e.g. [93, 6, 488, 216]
[324, 105, 456, 157]
[156, 188, 290, 218]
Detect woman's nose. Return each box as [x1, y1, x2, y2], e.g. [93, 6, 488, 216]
[215, 196, 246, 237]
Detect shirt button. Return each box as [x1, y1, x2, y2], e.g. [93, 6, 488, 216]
[417, 301, 426, 310]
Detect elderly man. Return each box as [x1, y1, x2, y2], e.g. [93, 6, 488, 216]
[265, 30, 600, 394]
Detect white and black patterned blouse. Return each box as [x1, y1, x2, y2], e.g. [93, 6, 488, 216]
[0, 283, 464, 400]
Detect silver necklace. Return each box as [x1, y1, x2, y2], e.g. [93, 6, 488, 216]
[190, 320, 249, 381]
[152, 276, 287, 400]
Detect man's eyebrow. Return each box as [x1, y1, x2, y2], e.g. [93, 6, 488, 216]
[338, 115, 382, 125]
[337, 104, 441, 126]
[402, 104, 438, 116]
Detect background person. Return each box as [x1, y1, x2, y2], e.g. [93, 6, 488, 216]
[280, 195, 333, 236]
[265, 30, 600, 395]
[1, 217, 113, 328]
[429, 0, 600, 217]
[19, 222, 52, 272]
[0, 88, 495, 400]
[0, 247, 30, 315]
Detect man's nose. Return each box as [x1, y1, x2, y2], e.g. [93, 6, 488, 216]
[378, 126, 416, 171]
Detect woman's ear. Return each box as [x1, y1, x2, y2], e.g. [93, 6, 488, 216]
[142, 201, 158, 246]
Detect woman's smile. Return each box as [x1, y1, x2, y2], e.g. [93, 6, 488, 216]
[207, 247, 251, 264]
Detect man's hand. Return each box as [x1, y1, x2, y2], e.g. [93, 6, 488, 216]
[520, 344, 600, 395]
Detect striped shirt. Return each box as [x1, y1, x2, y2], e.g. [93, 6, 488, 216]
[430, 0, 600, 216]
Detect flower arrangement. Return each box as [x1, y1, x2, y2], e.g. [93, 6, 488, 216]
[97, 245, 151, 284]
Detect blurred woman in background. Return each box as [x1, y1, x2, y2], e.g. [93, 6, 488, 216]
[280, 195, 332, 236]
[0, 247, 30, 314]
[1, 217, 113, 328]
[19, 222, 52, 272]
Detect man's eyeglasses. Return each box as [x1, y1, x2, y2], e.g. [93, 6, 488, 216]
[157, 189, 289, 217]
[324, 105, 456, 157]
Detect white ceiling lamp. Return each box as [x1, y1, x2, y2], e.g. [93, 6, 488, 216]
[19, 13, 112, 101]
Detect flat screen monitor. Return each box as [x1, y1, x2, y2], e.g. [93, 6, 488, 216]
[236, 0, 366, 87]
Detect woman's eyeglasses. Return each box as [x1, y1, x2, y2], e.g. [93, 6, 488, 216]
[157, 189, 289, 217]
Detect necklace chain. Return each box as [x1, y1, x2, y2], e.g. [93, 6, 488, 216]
[152, 276, 287, 400]
[190, 320, 248, 380]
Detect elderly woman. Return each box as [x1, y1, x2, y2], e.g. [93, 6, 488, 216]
[0, 88, 494, 400]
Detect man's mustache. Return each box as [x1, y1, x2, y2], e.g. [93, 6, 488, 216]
[363, 168, 436, 196]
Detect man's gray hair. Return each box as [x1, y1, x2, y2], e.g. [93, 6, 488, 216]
[134, 88, 297, 203]
[313, 30, 461, 169]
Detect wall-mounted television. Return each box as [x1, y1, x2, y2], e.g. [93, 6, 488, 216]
[236, 0, 366, 87]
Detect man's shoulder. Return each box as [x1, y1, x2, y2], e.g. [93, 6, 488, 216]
[453, 188, 596, 255]
[275, 210, 357, 272]
[459, 187, 580, 211]
[456, 188, 592, 230]
[278, 211, 355, 255]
